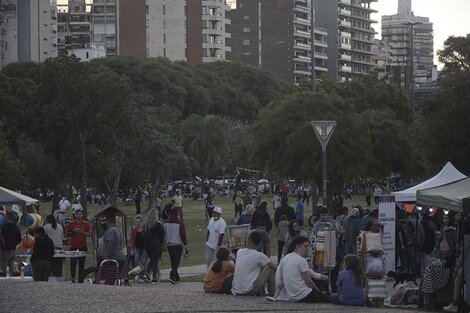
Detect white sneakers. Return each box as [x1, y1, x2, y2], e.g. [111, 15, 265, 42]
[443, 303, 458, 312]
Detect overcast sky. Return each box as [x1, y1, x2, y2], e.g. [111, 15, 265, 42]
[226, 0, 470, 66]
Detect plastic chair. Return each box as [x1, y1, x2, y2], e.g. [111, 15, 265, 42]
[95, 259, 120, 286]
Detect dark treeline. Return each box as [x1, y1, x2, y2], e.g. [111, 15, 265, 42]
[0, 34, 469, 211]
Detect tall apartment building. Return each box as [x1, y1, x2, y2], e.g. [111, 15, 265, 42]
[0, 0, 57, 69]
[91, 0, 116, 55]
[227, 0, 328, 84]
[315, 0, 377, 82]
[381, 0, 435, 108]
[57, 0, 91, 52]
[117, 0, 230, 63]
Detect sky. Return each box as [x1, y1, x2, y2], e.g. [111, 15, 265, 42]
[226, 0, 470, 66]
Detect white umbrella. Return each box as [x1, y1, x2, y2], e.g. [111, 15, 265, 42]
[257, 179, 269, 184]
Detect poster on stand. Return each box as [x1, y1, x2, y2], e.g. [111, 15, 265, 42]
[378, 195, 396, 273]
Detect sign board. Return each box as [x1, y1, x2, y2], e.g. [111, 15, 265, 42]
[226, 224, 250, 249]
[378, 195, 396, 273]
[311, 121, 336, 150]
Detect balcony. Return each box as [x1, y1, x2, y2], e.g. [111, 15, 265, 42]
[340, 0, 351, 4]
[293, 69, 311, 76]
[293, 42, 311, 51]
[340, 43, 351, 50]
[340, 54, 352, 61]
[340, 65, 352, 72]
[294, 17, 311, 26]
[293, 4, 310, 14]
[338, 9, 351, 16]
[293, 30, 311, 39]
[293, 55, 311, 63]
[339, 20, 351, 28]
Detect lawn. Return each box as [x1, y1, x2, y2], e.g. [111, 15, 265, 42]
[27, 193, 370, 280]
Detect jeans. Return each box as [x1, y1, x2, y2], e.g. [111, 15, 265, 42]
[167, 245, 183, 281]
[70, 246, 87, 280]
[246, 266, 276, 296]
[145, 241, 162, 279]
[134, 247, 148, 278]
[206, 246, 216, 268]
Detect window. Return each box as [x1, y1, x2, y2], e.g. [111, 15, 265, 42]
[163, 34, 166, 43]
[86, 52, 89, 59]
[239, 2, 243, 8]
[146, 20, 149, 28]
[243, 26, 251, 33]
[243, 15, 250, 20]
[163, 5, 165, 15]
[243, 39, 250, 45]
[243, 51, 251, 56]
[146, 5, 149, 14]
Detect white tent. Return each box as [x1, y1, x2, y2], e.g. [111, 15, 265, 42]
[0, 186, 39, 206]
[392, 162, 467, 202]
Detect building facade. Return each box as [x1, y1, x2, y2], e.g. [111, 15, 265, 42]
[315, 0, 377, 82]
[91, 0, 116, 56]
[0, 0, 57, 68]
[227, 0, 328, 84]
[381, 0, 435, 108]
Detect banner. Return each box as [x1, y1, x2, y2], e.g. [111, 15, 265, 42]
[378, 195, 395, 273]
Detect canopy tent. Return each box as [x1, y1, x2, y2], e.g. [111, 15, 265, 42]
[392, 162, 467, 202]
[417, 177, 470, 213]
[0, 186, 39, 206]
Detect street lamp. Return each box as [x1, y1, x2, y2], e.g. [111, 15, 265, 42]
[311, 121, 336, 206]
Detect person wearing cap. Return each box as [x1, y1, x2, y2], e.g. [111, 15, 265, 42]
[103, 214, 125, 275]
[206, 207, 226, 268]
[31, 227, 54, 281]
[65, 209, 91, 282]
[163, 208, 188, 284]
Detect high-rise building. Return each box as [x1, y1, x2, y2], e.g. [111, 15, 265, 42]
[57, 0, 91, 53]
[227, 0, 328, 84]
[0, 0, 57, 68]
[201, 0, 231, 62]
[91, 0, 116, 56]
[381, 0, 435, 108]
[315, 0, 378, 82]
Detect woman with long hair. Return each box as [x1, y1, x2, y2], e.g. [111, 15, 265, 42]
[143, 208, 164, 282]
[330, 254, 367, 306]
[203, 246, 235, 293]
[282, 220, 307, 256]
[43, 214, 64, 278]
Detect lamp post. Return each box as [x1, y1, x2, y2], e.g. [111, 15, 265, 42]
[311, 121, 336, 206]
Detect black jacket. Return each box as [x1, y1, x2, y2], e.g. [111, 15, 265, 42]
[31, 236, 54, 262]
[250, 209, 273, 232]
[1, 223, 21, 250]
[274, 204, 296, 227]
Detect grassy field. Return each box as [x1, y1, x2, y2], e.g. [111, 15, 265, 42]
[27, 194, 370, 280]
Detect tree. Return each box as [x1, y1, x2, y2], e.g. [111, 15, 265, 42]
[415, 35, 470, 175]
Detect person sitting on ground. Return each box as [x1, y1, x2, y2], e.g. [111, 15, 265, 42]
[330, 254, 368, 306]
[31, 227, 54, 282]
[203, 246, 235, 294]
[274, 236, 330, 303]
[231, 231, 277, 296]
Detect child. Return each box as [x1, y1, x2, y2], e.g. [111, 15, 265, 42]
[203, 246, 235, 294]
[277, 215, 289, 263]
[330, 254, 367, 306]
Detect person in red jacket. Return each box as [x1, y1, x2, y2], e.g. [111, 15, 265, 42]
[65, 209, 91, 282]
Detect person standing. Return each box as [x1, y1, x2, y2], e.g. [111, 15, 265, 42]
[57, 196, 71, 224]
[0, 211, 21, 276]
[172, 190, 184, 221]
[274, 197, 296, 227]
[43, 214, 64, 278]
[250, 200, 273, 233]
[295, 196, 305, 226]
[163, 209, 188, 284]
[65, 209, 91, 282]
[103, 214, 125, 275]
[343, 208, 362, 255]
[134, 187, 143, 215]
[30, 227, 54, 281]
[143, 208, 164, 282]
[206, 207, 226, 268]
[273, 193, 282, 211]
[277, 215, 289, 264]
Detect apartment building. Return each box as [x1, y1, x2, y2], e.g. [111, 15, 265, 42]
[315, 0, 377, 82]
[201, 0, 231, 62]
[0, 0, 57, 68]
[227, 0, 328, 84]
[381, 0, 435, 108]
[91, 0, 116, 56]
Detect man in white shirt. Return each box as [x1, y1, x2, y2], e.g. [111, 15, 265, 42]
[231, 231, 277, 296]
[273, 193, 282, 211]
[206, 207, 226, 268]
[275, 236, 330, 302]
